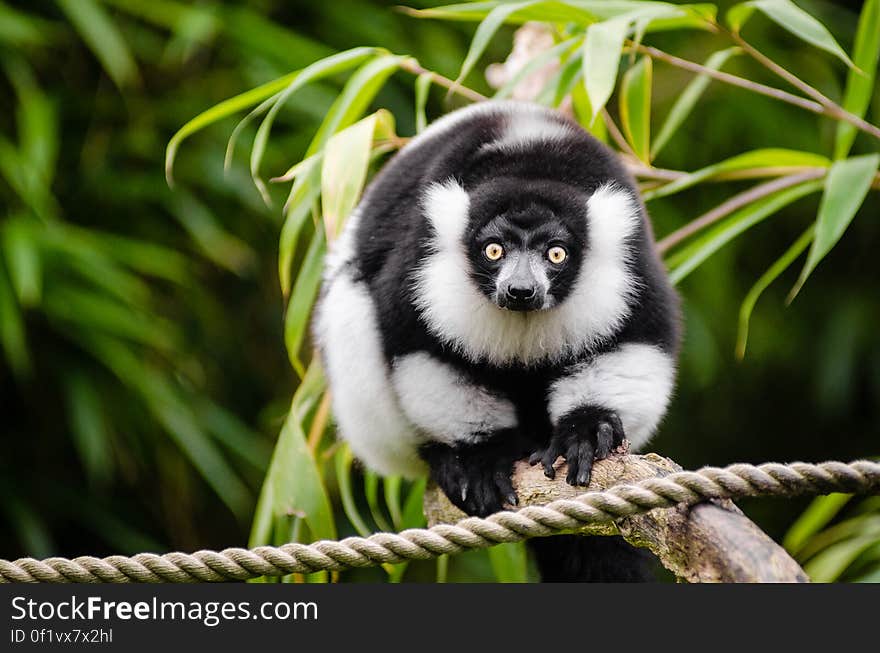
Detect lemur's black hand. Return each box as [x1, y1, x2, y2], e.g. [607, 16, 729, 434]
[529, 408, 625, 486]
[420, 438, 522, 517]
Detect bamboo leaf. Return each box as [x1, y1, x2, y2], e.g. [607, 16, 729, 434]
[736, 226, 813, 359]
[284, 228, 326, 370]
[250, 47, 379, 205]
[1, 217, 42, 307]
[384, 475, 403, 530]
[278, 158, 322, 297]
[78, 334, 252, 518]
[581, 17, 628, 123]
[321, 112, 385, 239]
[788, 154, 880, 301]
[667, 179, 823, 284]
[804, 534, 880, 582]
[165, 70, 299, 184]
[619, 56, 652, 162]
[455, 1, 538, 87]
[726, 0, 855, 68]
[335, 445, 372, 537]
[415, 72, 433, 133]
[652, 47, 740, 159]
[645, 148, 830, 201]
[64, 372, 114, 484]
[0, 259, 30, 376]
[56, 0, 140, 88]
[488, 542, 530, 582]
[493, 38, 579, 100]
[250, 362, 335, 547]
[364, 471, 392, 532]
[304, 54, 406, 159]
[834, 0, 880, 159]
[784, 493, 853, 555]
[408, 2, 715, 31]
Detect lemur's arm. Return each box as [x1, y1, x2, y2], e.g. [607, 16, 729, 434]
[534, 343, 676, 486]
[391, 352, 530, 516]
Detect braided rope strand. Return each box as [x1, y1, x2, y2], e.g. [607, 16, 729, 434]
[2, 460, 878, 583]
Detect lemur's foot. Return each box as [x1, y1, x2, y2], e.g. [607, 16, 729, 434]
[529, 408, 625, 487]
[420, 441, 518, 517]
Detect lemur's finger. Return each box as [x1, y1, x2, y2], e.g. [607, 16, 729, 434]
[575, 440, 595, 486]
[541, 448, 557, 479]
[495, 469, 517, 507]
[595, 421, 614, 459]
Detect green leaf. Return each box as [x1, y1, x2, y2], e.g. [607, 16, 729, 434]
[250, 362, 335, 547]
[165, 69, 299, 185]
[284, 227, 326, 370]
[56, 0, 140, 88]
[788, 154, 880, 301]
[278, 157, 322, 297]
[652, 47, 740, 159]
[415, 72, 433, 133]
[726, 0, 855, 68]
[384, 475, 403, 530]
[494, 38, 579, 101]
[645, 148, 830, 201]
[335, 445, 372, 537]
[401, 478, 427, 529]
[3, 57, 58, 185]
[804, 534, 880, 582]
[64, 372, 114, 484]
[1, 217, 42, 307]
[78, 334, 252, 519]
[0, 259, 30, 376]
[321, 112, 384, 239]
[363, 471, 392, 532]
[409, 1, 595, 27]
[409, 2, 715, 31]
[834, 0, 880, 159]
[619, 56, 652, 162]
[488, 542, 529, 582]
[167, 191, 256, 275]
[736, 226, 813, 359]
[783, 493, 853, 555]
[667, 179, 823, 285]
[581, 17, 628, 123]
[304, 54, 403, 158]
[250, 47, 379, 205]
[455, 1, 538, 87]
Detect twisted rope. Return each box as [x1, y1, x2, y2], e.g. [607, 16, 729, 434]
[3, 460, 878, 583]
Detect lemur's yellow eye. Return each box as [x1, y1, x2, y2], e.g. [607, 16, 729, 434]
[547, 246, 567, 264]
[484, 243, 504, 261]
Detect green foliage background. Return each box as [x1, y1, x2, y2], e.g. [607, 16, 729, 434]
[1, 0, 878, 582]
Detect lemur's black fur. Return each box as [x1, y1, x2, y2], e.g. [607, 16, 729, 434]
[317, 102, 680, 581]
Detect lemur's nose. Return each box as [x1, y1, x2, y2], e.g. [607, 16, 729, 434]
[507, 285, 536, 300]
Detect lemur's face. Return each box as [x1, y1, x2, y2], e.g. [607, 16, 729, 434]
[468, 206, 582, 312]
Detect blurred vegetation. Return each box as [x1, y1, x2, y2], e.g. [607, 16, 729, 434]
[1, 0, 878, 582]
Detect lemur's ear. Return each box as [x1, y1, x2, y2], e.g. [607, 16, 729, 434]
[586, 184, 639, 255]
[422, 179, 470, 249]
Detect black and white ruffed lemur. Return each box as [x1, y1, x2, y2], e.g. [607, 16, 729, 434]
[314, 101, 681, 581]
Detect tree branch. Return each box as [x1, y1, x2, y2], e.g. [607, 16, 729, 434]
[657, 170, 826, 254]
[423, 453, 809, 583]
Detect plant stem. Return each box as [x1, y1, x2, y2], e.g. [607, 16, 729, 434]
[727, 31, 880, 143]
[632, 42, 823, 113]
[657, 170, 826, 254]
[400, 59, 487, 103]
[602, 109, 637, 156]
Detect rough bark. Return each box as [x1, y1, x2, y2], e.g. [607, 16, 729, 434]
[423, 453, 809, 583]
